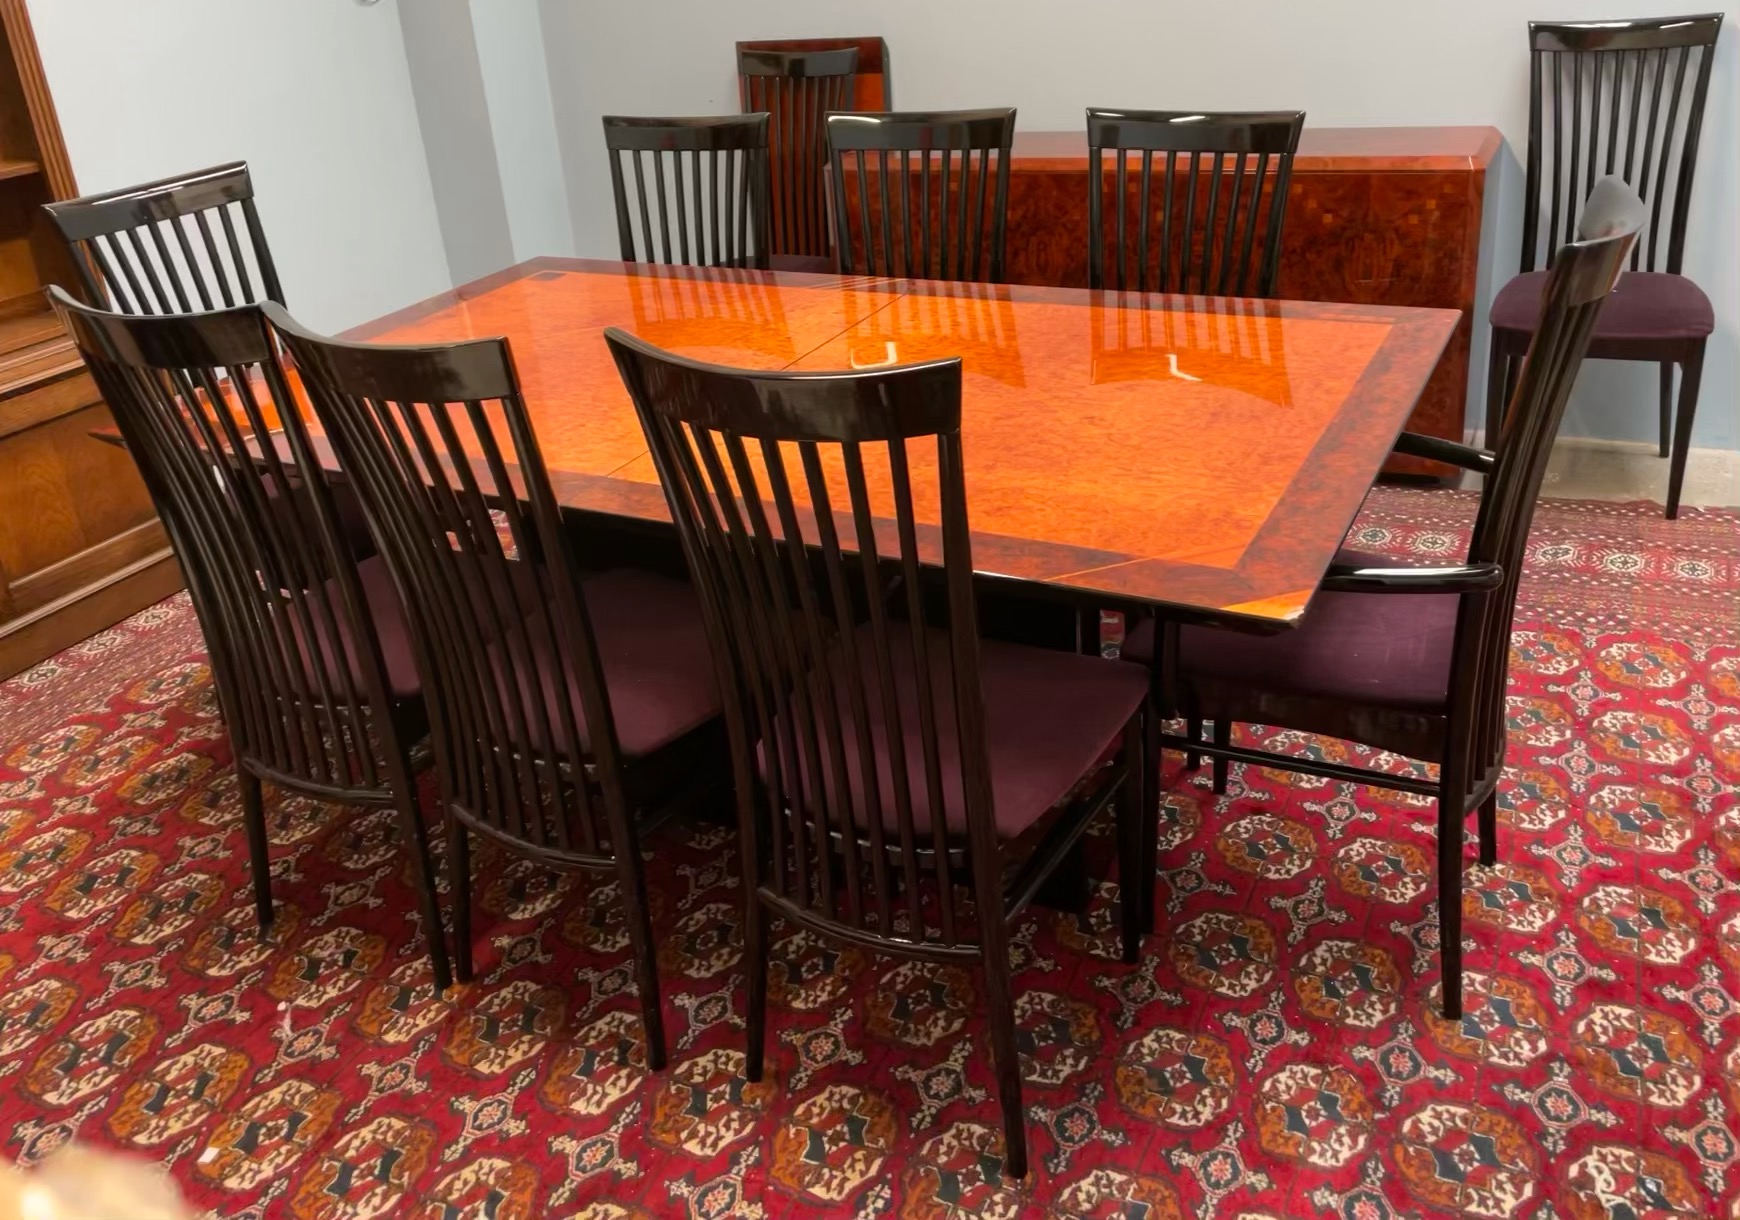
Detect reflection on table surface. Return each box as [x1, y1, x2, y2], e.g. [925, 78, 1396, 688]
[348, 258, 1457, 626]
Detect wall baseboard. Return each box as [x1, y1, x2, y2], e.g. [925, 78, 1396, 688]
[1460, 431, 1739, 508]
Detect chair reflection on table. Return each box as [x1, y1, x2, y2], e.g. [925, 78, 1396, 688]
[1090, 294, 1292, 409]
[838, 280, 1025, 388]
[623, 262, 798, 365]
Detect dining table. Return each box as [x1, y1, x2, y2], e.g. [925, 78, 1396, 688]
[91, 256, 1458, 911]
[342, 256, 1460, 635]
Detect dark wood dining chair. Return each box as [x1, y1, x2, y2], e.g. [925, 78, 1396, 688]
[42, 164, 380, 556]
[737, 46, 859, 268]
[605, 328, 1151, 1180]
[46, 286, 450, 990]
[1086, 108, 1305, 296]
[1124, 178, 1647, 1020]
[1486, 13, 1722, 518]
[737, 37, 891, 109]
[42, 162, 284, 313]
[271, 309, 726, 1069]
[826, 108, 1017, 283]
[602, 115, 772, 269]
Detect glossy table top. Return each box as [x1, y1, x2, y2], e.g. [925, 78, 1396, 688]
[349, 258, 1458, 629]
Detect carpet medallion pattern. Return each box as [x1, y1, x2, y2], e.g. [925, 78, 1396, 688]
[0, 491, 1734, 1218]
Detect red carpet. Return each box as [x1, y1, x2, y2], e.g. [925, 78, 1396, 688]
[0, 490, 1735, 1219]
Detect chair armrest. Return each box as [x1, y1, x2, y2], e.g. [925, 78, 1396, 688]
[1391, 431, 1495, 475]
[1321, 560, 1503, 595]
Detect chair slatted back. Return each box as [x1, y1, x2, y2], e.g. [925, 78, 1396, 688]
[826, 108, 1016, 283]
[47, 288, 386, 795]
[269, 311, 635, 866]
[1086, 109, 1304, 297]
[603, 115, 772, 269]
[738, 47, 859, 259]
[44, 162, 285, 313]
[1466, 178, 1645, 783]
[607, 328, 1000, 951]
[1523, 14, 1722, 274]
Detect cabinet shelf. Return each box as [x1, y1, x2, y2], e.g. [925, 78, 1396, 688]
[0, 157, 40, 182]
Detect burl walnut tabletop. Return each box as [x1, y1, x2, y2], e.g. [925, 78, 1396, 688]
[348, 258, 1457, 631]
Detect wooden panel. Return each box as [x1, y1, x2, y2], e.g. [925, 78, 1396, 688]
[348, 258, 1457, 630]
[0, 548, 180, 680]
[0, 19, 35, 164]
[0, 0, 73, 200]
[0, 172, 60, 301]
[8, 517, 167, 616]
[0, 0, 168, 678]
[0, 366, 95, 437]
[0, 400, 157, 581]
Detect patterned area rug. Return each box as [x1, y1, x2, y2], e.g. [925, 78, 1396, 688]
[0, 489, 1735, 1219]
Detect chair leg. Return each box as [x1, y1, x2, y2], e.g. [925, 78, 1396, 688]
[1478, 791, 1499, 867]
[1437, 782, 1466, 1021]
[391, 784, 452, 994]
[237, 766, 272, 931]
[744, 893, 770, 1081]
[1141, 700, 1160, 936]
[1118, 716, 1146, 964]
[1658, 362, 1675, 457]
[1503, 347, 1522, 415]
[447, 818, 473, 983]
[1185, 715, 1202, 771]
[982, 952, 1028, 1180]
[1666, 344, 1705, 520]
[1211, 719, 1231, 795]
[616, 852, 668, 1071]
[1484, 337, 1509, 447]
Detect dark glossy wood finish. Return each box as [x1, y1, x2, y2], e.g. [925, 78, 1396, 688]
[737, 37, 890, 110]
[1491, 13, 1723, 518]
[602, 114, 771, 269]
[1169, 181, 1647, 1020]
[271, 305, 689, 1068]
[43, 162, 284, 312]
[737, 46, 858, 261]
[606, 327, 1147, 1180]
[1086, 109, 1304, 297]
[346, 258, 1458, 631]
[47, 286, 450, 990]
[827, 108, 1016, 282]
[1522, 14, 1720, 275]
[980, 126, 1503, 478]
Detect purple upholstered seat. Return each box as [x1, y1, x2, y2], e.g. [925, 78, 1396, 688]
[290, 555, 422, 700]
[295, 564, 718, 760]
[1490, 270, 1714, 340]
[768, 253, 838, 276]
[488, 568, 720, 759]
[760, 628, 1148, 841]
[1121, 549, 1458, 712]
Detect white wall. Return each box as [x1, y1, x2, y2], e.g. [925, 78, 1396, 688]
[28, 0, 452, 335]
[475, 0, 575, 261]
[400, 0, 515, 286]
[538, 0, 1738, 448]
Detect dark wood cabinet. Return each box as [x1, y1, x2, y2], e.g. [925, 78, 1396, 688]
[0, 0, 178, 679]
